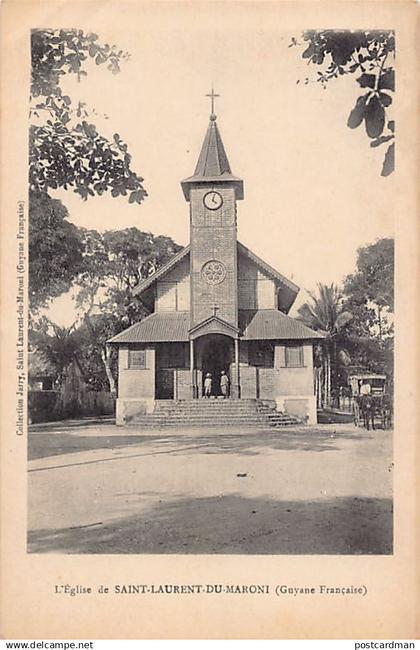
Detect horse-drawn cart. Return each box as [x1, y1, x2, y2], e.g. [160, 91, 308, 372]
[349, 374, 392, 430]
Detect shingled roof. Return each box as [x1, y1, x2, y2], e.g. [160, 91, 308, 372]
[108, 312, 190, 343]
[239, 310, 324, 341]
[194, 118, 232, 177]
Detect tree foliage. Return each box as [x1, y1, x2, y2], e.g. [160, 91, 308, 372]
[344, 238, 394, 342]
[29, 190, 84, 311]
[30, 29, 146, 202]
[291, 30, 395, 175]
[29, 319, 80, 383]
[298, 283, 353, 402]
[75, 227, 183, 326]
[299, 239, 395, 405]
[28, 29, 184, 394]
[297, 283, 353, 337]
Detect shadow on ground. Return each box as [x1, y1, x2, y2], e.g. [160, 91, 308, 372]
[171, 429, 374, 456]
[28, 495, 393, 555]
[29, 427, 378, 461]
[28, 433, 165, 461]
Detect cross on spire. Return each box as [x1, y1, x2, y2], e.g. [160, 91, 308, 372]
[206, 87, 220, 120]
[212, 305, 220, 317]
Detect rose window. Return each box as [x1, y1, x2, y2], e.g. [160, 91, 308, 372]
[201, 260, 226, 285]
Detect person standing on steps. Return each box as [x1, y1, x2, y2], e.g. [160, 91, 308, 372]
[220, 370, 229, 399]
[204, 372, 212, 398]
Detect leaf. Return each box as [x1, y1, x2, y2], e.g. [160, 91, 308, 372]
[379, 69, 395, 91]
[302, 43, 315, 59]
[356, 73, 376, 89]
[95, 54, 105, 65]
[388, 120, 395, 133]
[364, 95, 385, 138]
[381, 143, 395, 177]
[347, 94, 368, 129]
[379, 92, 392, 107]
[370, 134, 394, 148]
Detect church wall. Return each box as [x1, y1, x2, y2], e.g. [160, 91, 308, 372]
[116, 346, 155, 424]
[273, 343, 317, 424]
[238, 366, 257, 399]
[237, 341, 276, 399]
[258, 368, 277, 399]
[156, 282, 177, 311]
[235, 341, 316, 422]
[177, 370, 192, 400]
[177, 279, 190, 310]
[274, 344, 314, 394]
[257, 279, 275, 309]
[155, 343, 190, 400]
[237, 254, 275, 310]
[156, 256, 190, 312]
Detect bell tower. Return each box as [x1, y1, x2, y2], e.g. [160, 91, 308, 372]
[181, 90, 244, 330]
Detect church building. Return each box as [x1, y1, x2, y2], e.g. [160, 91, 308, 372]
[109, 97, 323, 425]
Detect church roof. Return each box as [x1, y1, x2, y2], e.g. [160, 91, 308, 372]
[108, 309, 322, 344]
[239, 310, 324, 340]
[194, 118, 232, 177]
[181, 117, 244, 200]
[108, 312, 190, 344]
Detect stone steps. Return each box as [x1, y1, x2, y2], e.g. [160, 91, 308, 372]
[126, 398, 302, 429]
[126, 419, 299, 429]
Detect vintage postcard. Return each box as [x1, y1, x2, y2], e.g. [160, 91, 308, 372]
[0, 0, 418, 639]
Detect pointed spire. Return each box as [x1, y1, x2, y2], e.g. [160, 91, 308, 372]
[193, 119, 232, 177]
[180, 92, 244, 201]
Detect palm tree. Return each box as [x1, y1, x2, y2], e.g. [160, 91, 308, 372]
[30, 320, 80, 385]
[298, 284, 352, 407]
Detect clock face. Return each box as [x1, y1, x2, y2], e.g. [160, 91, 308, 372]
[203, 190, 223, 211]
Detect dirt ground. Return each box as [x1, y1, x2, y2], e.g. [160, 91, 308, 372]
[27, 421, 393, 555]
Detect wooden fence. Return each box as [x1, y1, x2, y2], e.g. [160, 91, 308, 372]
[28, 389, 115, 424]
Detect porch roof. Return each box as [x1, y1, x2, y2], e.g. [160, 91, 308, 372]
[108, 312, 190, 343]
[108, 309, 323, 344]
[239, 310, 324, 341]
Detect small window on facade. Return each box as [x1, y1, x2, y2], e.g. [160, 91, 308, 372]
[129, 349, 146, 369]
[285, 345, 304, 368]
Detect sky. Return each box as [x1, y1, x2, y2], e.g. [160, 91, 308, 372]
[45, 9, 395, 324]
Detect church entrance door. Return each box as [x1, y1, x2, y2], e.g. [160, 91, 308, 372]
[197, 334, 233, 398]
